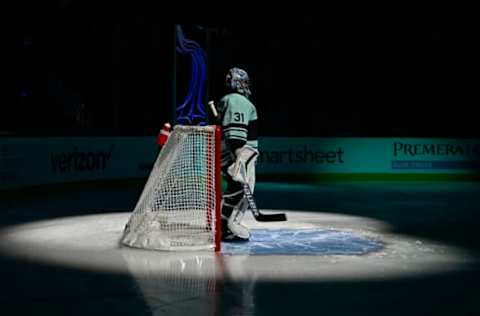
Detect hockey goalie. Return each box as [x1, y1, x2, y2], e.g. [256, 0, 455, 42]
[215, 67, 286, 241]
[216, 67, 260, 242]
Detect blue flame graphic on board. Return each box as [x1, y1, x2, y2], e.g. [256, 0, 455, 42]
[175, 25, 207, 126]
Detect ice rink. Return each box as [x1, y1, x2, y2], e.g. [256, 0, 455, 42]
[0, 181, 479, 315]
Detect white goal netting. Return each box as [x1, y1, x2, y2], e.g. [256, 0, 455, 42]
[121, 125, 220, 251]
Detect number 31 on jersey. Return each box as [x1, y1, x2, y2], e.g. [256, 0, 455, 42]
[234, 112, 245, 123]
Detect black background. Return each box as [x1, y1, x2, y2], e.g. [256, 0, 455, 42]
[5, 2, 478, 137]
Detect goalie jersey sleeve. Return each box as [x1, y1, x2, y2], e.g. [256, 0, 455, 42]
[219, 93, 258, 168]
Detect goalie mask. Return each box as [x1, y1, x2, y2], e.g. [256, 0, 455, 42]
[226, 67, 251, 97]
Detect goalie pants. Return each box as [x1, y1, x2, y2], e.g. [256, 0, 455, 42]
[221, 167, 245, 219]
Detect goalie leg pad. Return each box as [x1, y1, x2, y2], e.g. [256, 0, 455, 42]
[221, 171, 245, 217]
[228, 198, 250, 239]
[221, 199, 250, 241]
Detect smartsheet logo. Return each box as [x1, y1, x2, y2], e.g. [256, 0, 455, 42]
[393, 142, 480, 157]
[258, 146, 344, 164]
[51, 145, 114, 174]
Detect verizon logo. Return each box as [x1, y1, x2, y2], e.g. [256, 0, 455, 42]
[51, 146, 114, 174]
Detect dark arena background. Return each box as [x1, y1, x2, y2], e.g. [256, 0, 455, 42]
[1, 2, 479, 316]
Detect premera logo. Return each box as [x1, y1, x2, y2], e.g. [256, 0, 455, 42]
[51, 145, 114, 174]
[393, 142, 480, 157]
[258, 146, 344, 164]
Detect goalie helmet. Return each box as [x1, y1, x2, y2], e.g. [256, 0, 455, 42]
[226, 67, 251, 97]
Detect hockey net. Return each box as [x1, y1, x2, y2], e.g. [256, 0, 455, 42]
[121, 125, 221, 251]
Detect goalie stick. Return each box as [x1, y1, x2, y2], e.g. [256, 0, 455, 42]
[243, 183, 287, 222]
[208, 100, 287, 222]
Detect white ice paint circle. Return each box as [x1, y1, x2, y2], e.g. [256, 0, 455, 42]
[0, 211, 474, 282]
